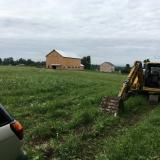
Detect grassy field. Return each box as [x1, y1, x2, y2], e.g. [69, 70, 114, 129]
[0, 66, 160, 160]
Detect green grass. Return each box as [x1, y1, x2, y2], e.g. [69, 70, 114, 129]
[0, 66, 160, 160]
[96, 107, 160, 160]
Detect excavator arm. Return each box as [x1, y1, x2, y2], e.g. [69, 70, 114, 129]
[101, 61, 143, 115]
[118, 61, 143, 100]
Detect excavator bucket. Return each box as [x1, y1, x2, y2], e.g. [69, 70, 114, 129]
[100, 97, 123, 115]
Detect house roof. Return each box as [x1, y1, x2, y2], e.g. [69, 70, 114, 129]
[101, 62, 115, 67]
[46, 49, 81, 59]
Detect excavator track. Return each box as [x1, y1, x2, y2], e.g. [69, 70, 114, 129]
[100, 97, 123, 115]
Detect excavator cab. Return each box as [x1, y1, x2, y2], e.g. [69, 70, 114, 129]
[144, 63, 160, 88]
[143, 62, 160, 104]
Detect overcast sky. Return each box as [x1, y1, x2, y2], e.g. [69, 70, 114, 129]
[0, 0, 160, 65]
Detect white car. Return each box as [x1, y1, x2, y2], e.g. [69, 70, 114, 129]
[0, 105, 26, 160]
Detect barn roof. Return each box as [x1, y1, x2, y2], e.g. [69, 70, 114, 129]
[101, 62, 115, 67]
[46, 49, 81, 59]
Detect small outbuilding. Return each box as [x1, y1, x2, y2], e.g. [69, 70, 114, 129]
[46, 50, 84, 70]
[100, 62, 115, 73]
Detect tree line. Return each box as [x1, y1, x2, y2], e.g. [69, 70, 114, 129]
[0, 56, 95, 69]
[0, 57, 45, 67]
[0, 56, 150, 72]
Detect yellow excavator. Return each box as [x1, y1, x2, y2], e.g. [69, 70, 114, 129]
[101, 61, 160, 115]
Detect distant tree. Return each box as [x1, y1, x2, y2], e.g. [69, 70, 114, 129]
[143, 59, 150, 68]
[143, 59, 150, 63]
[26, 59, 34, 66]
[39, 61, 46, 67]
[16, 58, 26, 65]
[3, 57, 14, 65]
[86, 56, 91, 69]
[125, 64, 130, 73]
[115, 66, 125, 72]
[121, 64, 131, 74]
[0, 57, 45, 67]
[126, 64, 130, 69]
[90, 64, 100, 70]
[81, 56, 91, 69]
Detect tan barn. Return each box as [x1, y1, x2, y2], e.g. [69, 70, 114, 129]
[46, 50, 84, 70]
[100, 62, 115, 72]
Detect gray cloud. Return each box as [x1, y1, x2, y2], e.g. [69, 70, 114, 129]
[0, 0, 160, 65]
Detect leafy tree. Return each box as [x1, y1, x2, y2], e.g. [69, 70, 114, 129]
[143, 59, 150, 68]
[81, 56, 91, 69]
[115, 66, 125, 72]
[16, 58, 26, 65]
[26, 59, 34, 66]
[143, 59, 150, 63]
[126, 64, 130, 69]
[121, 64, 131, 74]
[125, 64, 130, 73]
[90, 64, 100, 70]
[3, 57, 14, 65]
[0, 57, 45, 67]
